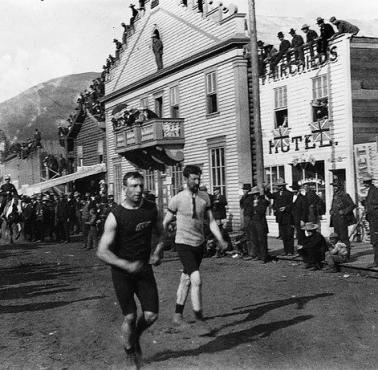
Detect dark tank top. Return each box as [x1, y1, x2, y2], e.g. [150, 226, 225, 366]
[110, 200, 157, 262]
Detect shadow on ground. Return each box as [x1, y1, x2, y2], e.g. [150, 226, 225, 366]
[149, 293, 332, 363]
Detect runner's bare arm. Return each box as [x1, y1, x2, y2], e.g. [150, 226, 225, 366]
[162, 210, 175, 232]
[97, 213, 143, 273]
[150, 214, 165, 266]
[207, 209, 228, 251]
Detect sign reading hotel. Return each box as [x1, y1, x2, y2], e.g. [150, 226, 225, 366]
[263, 46, 338, 82]
[268, 118, 337, 154]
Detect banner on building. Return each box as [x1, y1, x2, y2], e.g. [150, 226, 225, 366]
[354, 141, 378, 199]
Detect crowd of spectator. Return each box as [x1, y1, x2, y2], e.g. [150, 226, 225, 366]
[7, 129, 42, 160]
[257, 16, 360, 76]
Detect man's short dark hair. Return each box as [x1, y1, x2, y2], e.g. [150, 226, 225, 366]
[183, 165, 202, 178]
[123, 171, 144, 186]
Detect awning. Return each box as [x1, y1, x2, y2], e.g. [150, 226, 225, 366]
[23, 163, 106, 195]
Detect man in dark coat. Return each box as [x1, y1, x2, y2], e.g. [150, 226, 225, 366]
[211, 187, 227, 224]
[291, 184, 309, 249]
[316, 17, 335, 55]
[289, 28, 304, 64]
[330, 180, 356, 259]
[361, 173, 378, 268]
[298, 222, 327, 270]
[240, 183, 254, 257]
[301, 23, 318, 59]
[329, 16, 359, 36]
[270, 32, 291, 72]
[55, 194, 70, 243]
[247, 186, 270, 262]
[266, 178, 295, 255]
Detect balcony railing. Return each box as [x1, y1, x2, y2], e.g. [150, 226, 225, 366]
[114, 118, 185, 153]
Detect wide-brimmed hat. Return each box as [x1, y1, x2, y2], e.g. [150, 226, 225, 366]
[301, 24, 310, 30]
[257, 40, 264, 46]
[362, 173, 374, 182]
[329, 16, 336, 23]
[242, 183, 252, 191]
[301, 222, 319, 231]
[277, 31, 284, 38]
[274, 178, 287, 186]
[316, 17, 324, 24]
[289, 28, 296, 34]
[329, 232, 339, 239]
[251, 186, 260, 195]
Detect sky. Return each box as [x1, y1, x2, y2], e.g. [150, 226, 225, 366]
[0, 0, 377, 103]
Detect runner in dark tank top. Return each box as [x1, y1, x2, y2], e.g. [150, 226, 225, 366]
[97, 171, 164, 368]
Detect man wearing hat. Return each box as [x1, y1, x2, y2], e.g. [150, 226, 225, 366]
[270, 32, 291, 73]
[362, 173, 378, 268]
[289, 28, 304, 65]
[329, 16, 359, 36]
[291, 183, 309, 250]
[240, 183, 254, 256]
[245, 186, 270, 262]
[152, 33, 163, 70]
[330, 179, 356, 259]
[316, 17, 335, 55]
[266, 178, 295, 255]
[301, 24, 318, 43]
[298, 222, 327, 270]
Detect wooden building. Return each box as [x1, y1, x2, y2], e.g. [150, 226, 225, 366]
[259, 35, 378, 235]
[102, 0, 253, 229]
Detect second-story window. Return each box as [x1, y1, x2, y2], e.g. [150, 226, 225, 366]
[312, 74, 329, 121]
[140, 97, 149, 109]
[206, 71, 218, 114]
[170, 86, 179, 118]
[274, 86, 288, 128]
[98, 140, 104, 163]
[77, 145, 83, 167]
[155, 96, 163, 118]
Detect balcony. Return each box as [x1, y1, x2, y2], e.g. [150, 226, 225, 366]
[114, 118, 185, 170]
[114, 118, 184, 152]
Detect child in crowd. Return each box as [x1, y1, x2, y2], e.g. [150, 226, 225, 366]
[324, 232, 348, 272]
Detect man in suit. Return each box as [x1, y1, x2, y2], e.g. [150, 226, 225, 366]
[362, 173, 378, 268]
[270, 32, 291, 73]
[247, 186, 270, 263]
[330, 179, 356, 259]
[291, 184, 309, 250]
[316, 17, 335, 55]
[267, 178, 294, 255]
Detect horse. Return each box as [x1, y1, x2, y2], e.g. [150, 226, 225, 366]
[1, 194, 22, 244]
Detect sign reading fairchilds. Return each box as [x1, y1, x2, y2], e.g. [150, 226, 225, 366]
[264, 45, 338, 82]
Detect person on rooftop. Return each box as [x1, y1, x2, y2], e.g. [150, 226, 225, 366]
[289, 28, 305, 65]
[316, 17, 335, 55]
[329, 16, 359, 36]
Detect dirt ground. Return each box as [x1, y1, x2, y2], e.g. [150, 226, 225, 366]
[0, 240, 377, 370]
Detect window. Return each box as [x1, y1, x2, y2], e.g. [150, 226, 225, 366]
[155, 96, 163, 118]
[206, 71, 218, 114]
[170, 86, 180, 118]
[171, 164, 183, 195]
[210, 147, 226, 195]
[265, 165, 285, 215]
[312, 74, 329, 122]
[144, 169, 156, 192]
[140, 97, 149, 109]
[77, 145, 83, 167]
[97, 140, 104, 163]
[274, 86, 288, 128]
[114, 163, 123, 204]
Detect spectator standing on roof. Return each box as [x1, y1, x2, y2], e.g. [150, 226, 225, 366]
[289, 28, 305, 65]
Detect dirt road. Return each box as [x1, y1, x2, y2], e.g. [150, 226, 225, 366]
[1, 241, 377, 369]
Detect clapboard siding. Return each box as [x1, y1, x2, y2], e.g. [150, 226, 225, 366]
[75, 115, 107, 170]
[106, 0, 245, 94]
[350, 41, 378, 144]
[260, 35, 357, 236]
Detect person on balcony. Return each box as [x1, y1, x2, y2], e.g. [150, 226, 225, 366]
[270, 32, 291, 73]
[329, 16, 359, 36]
[316, 17, 335, 56]
[289, 28, 305, 65]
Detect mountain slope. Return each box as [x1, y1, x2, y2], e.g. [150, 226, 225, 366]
[0, 72, 98, 141]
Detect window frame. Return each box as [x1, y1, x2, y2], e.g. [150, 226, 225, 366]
[205, 70, 218, 115]
[169, 85, 180, 118]
[208, 136, 226, 195]
[273, 86, 288, 128]
[311, 74, 329, 122]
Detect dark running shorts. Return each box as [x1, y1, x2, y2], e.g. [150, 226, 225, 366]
[176, 243, 205, 275]
[111, 263, 159, 315]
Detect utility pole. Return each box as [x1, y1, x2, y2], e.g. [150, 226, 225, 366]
[248, 0, 264, 191]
